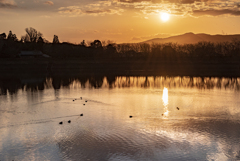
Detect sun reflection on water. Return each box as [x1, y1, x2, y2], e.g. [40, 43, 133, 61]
[162, 87, 169, 118]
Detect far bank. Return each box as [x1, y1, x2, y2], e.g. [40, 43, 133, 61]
[0, 58, 240, 78]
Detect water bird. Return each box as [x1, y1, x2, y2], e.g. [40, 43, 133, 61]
[85, 100, 87, 102]
[83, 104, 85, 105]
[73, 100, 75, 101]
[80, 97, 82, 99]
[68, 120, 71, 123]
[80, 114, 83, 116]
[129, 116, 133, 118]
[177, 107, 179, 110]
[59, 122, 63, 124]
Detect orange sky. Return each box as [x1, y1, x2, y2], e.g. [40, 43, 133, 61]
[1, 0, 240, 43]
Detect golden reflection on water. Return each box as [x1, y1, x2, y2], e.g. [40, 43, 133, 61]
[1, 79, 240, 161]
[162, 87, 169, 118]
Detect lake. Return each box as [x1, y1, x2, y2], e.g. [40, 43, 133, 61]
[0, 76, 240, 161]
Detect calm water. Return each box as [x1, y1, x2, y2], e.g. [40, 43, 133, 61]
[0, 76, 240, 161]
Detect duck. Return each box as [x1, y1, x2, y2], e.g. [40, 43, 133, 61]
[83, 104, 85, 105]
[85, 100, 87, 102]
[129, 116, 133, 118]
[59, 121, 63, 124]
[68, 120, 71, 123]
[80, 114, 83, 116]
[177, 107, 179, 110]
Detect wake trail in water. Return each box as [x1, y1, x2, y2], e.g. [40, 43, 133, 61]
[0, 114, 83, 129]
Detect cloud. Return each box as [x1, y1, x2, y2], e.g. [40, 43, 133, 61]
[117, 0, 206, 4]
[58, 1, 124, 16]
[14, 0, 240, 18]
[0, 0, 17, 8]
[59, 7, 124, 16]
[114, 0, 240, 17]
[118, 0, 151, 2]
[192, 9, 240, 16]
[44, 1, 54, 6]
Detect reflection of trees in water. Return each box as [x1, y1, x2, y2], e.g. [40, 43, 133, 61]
[52, 77, 61, 89]
[0, 78, 46, 95]
[107, 76, 240, 90]
[25, 82, 45, 92]
[142, 76, 150, 88]
[106, 76, 116, 88]
[78, 76, 88, 88]
[89, 76, 104, 88]
[1, 76, 240, 95]
[0, 79, 22, 95]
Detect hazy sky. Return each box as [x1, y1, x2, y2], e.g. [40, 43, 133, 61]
[1, 0, 240, 43]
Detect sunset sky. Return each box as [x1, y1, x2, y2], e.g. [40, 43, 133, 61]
[1, 0, 240, 43]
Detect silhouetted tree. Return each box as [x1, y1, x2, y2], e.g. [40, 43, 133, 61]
[162, 45, 176, 59]
[37, 36, 44, 43]
[7, 31, 17, 41]
[80, 40, 86, 46]
[90, 40, 102, 48]
[106, 44, 117, 55]
[0, 33, 6, 39]
[23, 27, 43, 43]
[21, 35, 30, 42]
[37, 36, 44, 50]
[53, 35, 59, 44]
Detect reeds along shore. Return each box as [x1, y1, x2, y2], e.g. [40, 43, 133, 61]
[0, 38, 240, 60]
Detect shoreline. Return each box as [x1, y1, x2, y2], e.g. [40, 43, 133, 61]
[0, 58, 240, 78]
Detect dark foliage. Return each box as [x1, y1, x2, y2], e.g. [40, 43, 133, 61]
[53, 35, 60, 44]
[7, 31, 18, 41]
[1, 27, 240, 60]
[0, 33, 6, 39]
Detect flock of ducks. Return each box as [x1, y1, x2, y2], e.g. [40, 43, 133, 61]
[59, 97, 84, 125]
[59, 97, 180, 125]
[59, 113, 83, 125]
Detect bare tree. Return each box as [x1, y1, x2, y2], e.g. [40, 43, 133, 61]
[23, 27, 43, 43]
[21, 34, 30, 42]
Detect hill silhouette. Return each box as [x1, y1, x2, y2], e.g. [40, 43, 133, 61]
[142, 33, 240, 44]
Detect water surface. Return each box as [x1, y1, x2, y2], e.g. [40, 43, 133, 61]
[0, 76, 240, 161]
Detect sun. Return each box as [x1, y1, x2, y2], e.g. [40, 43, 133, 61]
[160, 12, 170, 22]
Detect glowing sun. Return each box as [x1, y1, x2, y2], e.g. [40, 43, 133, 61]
[160, 12, 170, 22]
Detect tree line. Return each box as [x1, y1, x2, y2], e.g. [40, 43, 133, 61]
[0, 27, 240, 60]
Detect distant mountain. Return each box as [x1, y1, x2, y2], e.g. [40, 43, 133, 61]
[141, 33, 240, 44]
